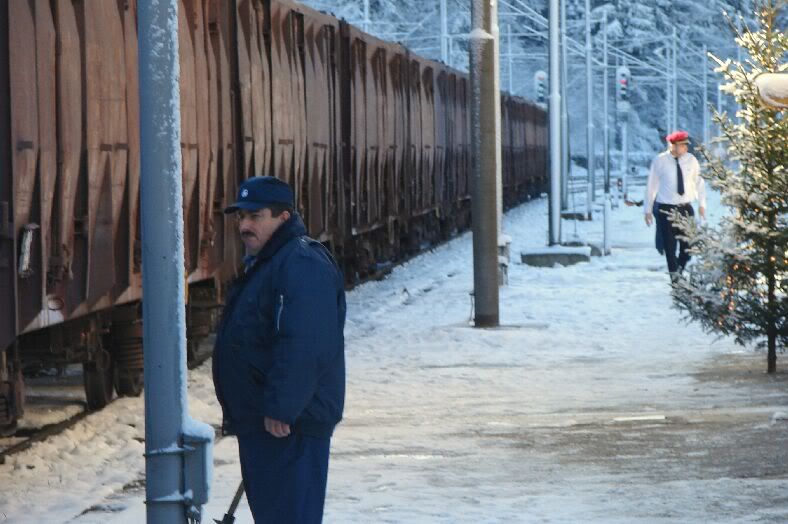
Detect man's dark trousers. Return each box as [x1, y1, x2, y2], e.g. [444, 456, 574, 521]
[238, 431, 330, 523]
[656, 203, 694, 273]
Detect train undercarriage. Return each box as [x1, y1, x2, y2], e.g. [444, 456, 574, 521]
[0, 282, 222, 433]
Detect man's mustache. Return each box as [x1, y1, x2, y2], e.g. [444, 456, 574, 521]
[240, 231, 257, 239]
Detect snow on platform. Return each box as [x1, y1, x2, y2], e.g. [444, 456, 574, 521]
[3, 192, 788, 523]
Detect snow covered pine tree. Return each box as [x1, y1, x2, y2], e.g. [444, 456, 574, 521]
[671, 0, 787, 373]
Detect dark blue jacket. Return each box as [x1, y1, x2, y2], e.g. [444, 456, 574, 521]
[212, 214, 346, 438]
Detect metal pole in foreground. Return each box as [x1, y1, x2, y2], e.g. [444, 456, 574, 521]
[548, 0, 561, 245]
[584, 0, 595, 212]
[469, 0, 500, 327]
[602, 12, 611, 255]
[138, 2, 213, 522]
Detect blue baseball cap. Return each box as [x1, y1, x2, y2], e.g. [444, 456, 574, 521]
[223, 176, 294, 214]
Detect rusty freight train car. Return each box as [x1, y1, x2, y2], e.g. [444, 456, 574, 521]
[0, 0, 548, 430]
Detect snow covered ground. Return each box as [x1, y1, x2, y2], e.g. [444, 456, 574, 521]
[2, 190, 787, 523]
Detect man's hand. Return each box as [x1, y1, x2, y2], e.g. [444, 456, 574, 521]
[699, 206, 706, 220]
[264, 417, 291, 438]
[644, 213, 653, 227]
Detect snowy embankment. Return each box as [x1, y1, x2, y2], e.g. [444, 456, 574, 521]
[2, 191, 787, 523]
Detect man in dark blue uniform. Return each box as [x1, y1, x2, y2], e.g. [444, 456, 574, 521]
[213, 176, 346, 523]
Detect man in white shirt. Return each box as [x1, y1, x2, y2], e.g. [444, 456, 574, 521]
[644, 130, 706, 277]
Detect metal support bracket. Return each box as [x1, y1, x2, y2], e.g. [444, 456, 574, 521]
[144, 421, 213, 522]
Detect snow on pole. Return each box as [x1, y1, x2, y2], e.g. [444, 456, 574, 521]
[548, 0, 561, 245]
[138, 1, 213, 522]
[469, 0, 500, 326]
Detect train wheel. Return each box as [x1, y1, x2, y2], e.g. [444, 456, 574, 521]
[0, 395, 17, 437]
[1, 349, 24, 435]
[186, 284, 220, 367]
[115, 368, 144, 397]
[111, 305, 144, 397]
[83, 349, 114, 410]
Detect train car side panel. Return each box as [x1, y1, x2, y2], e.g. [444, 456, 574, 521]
[0, 2, 15, 352]
[270, 1, 306, 201]
[9, 0, 43, 333]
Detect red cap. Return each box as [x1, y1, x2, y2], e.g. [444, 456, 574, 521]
[666, 130, 690, 144]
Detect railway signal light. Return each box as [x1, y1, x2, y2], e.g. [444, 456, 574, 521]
[534, 70, 547, 106]
[616, 66, 630, 111]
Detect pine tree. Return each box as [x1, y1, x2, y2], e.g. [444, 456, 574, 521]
[672, 0, 787, 373]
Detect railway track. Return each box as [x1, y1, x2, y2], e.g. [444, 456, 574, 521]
[0, 407, 90, 465]
[0, 341, 216, 465]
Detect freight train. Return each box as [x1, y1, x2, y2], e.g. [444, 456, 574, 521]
[0, 0, 548, 431]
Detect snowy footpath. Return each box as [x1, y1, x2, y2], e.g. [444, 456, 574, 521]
[2, 192, 787, 523]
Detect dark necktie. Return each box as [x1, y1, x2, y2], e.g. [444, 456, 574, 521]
[243, 254, 256, 273]
[675, 157, 685, 196]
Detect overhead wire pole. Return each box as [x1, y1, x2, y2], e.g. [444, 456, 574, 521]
[492, 2, 504, 244]
[507, 24, 513, 93]
[618, 63, 630, 198]
[602, 11, 611, 255]
[469, 0, 500, 327]
[702, 44, 709, 144]
[736, 17, 743, 83]
[716, 81, 724, 155]
[560, 0, 570, 212]
[585, 0, 595, 212]
[138, 0, 214, 522]
[665, 45, 671, 133]
[548, 0, 562, 245]
[441, 0, 449, 63]
[672, 26, 678, 130]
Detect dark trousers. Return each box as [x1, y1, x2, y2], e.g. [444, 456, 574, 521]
[656, 203, 694, 273]
[237, 431, 331, 524]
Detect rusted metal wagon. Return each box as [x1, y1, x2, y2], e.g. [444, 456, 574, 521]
[0, 0, 547, 430]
